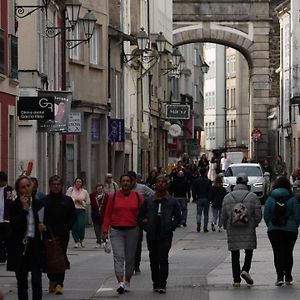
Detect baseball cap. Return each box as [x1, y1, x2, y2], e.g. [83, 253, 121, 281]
[236, 173, 248, 183]
[106, 173, 113, 178]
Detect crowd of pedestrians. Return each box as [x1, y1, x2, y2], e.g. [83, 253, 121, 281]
[1, 151, 300, 298]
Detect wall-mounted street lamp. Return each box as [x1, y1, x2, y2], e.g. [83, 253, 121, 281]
[160, 48, 184, 77]
[123, 28, 167, 68]
[15, 0, 50, 19]
[201, 61, 210, 74]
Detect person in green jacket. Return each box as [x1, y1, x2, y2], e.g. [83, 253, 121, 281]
[264, 176, 300, 286]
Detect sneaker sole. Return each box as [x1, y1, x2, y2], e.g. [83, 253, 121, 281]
[276, 281, 284, 286]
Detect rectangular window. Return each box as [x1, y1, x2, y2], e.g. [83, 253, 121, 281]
[226, 120, 230, 141]
[69, 24, 81, 60]
[226, 56, 230, 76]
[231, 55, 236, 74]
[233, 120, 236, 140]
[90, 26, 100, 65]
[9, 34, 18, 79]
[0, 29, 4, 74]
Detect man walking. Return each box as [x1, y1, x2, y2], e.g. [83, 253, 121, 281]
[138, 175, 181, 293]
[221, 173, 262, 287]
[192, 168, 212, 232]
[39, 175, 76, 295]
[0, 171, 13, 264]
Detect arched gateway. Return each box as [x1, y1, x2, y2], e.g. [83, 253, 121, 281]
[173, 0, 282, 160]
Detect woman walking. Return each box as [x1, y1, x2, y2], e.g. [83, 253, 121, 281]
[7, 176, 44, 300]
[208, 157, 217, 181]
[102, 174, 143, 294]
[209, 175, 227, 232]
[264, 177, 300, 286]
[67, 178, 90, 248]
[90, 184, 108, 248]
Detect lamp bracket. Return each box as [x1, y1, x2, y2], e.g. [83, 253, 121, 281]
[66, 39, 90, 49]
[15, 5, 47, 19]
[46, 26, 73, 38]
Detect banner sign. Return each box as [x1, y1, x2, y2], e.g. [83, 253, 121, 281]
[67, 112, 82, 134]
[37, 91, 72, 132]
[166, 104, 190, 120]
[108, 118, 125, 143]
[17, 97, 55, 120]
[91, 118, 101, 143]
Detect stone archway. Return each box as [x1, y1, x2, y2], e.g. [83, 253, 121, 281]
[173, 0, 281, 160]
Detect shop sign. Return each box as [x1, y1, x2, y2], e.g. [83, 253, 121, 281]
[67, 112, 82, 134]
[17, 97, 55, 120]
[37, 91, 72, 132]
[166, 104, 190, 120]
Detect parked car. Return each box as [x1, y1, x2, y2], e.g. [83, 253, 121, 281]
[223, 163, 270, 203]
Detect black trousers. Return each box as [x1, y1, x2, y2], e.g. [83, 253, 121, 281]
[268, 230, 298, 278]
[15, 239, 42, 300]
[47, 238, 69, 287]
[147, 237, 172, 289]
[135, 227, 143, 269]
[0, 222, 10, 263]
[231, 249, 253, 283]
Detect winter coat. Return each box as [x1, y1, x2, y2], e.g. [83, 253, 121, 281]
[208, 186, 227, 209]
[1, 185, 13, 221]
[90, 192, 108, 224]
[264, 188, 300, 233]
[221, 184, 262, 251]
[169, 177, 190, 198]
[7, 197, 44, 272]
[273, 161, 287, 176]
[192, 176, 212, 199]
[138, 195, 181, 241]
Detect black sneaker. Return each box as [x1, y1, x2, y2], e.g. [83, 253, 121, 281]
[197, 225, 200, 232]
[204, 228, 209, 233]
[211, 223, 215, 231]
[285, 275, 293, 285]
[182, 223, 187, 227]
[275, 276, 284, 286]
[117, 283, 125, 294]
[240, 271, 254, 285]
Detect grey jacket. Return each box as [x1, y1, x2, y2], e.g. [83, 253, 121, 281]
[221, 184, 262, 251]
[132, 183, 154, 202]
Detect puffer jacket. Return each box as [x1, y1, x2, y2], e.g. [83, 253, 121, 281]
[264, 188, 300, 233]
[221, 184, 262, 251]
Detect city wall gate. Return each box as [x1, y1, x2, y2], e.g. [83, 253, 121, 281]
[173, 0, 283, 159]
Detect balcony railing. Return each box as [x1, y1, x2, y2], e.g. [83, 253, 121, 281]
[0, 29, 4, 74]
[9, 34, 18, 79]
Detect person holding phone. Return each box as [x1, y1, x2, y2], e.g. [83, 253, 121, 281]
[7, 176, 44, 300]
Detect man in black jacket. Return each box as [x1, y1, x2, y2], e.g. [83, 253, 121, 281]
[39, 175, 76, 295]
[138, 175, 181, 294]
[169, 170, 190, 227]
[192, 168, 212, 232]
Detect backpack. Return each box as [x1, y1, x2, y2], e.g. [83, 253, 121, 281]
[230, 192, 250, 227]
[271, 196, 289, 226]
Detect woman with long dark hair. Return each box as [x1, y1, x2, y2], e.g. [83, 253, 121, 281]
[7, 176, 43, 300]
[102, 174, 143, 294]
[264, 176, 300, 286]
[66, 177, 90, 248]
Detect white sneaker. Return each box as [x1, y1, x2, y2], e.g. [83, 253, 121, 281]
[74, 243, 79, 248]
[80, 241, 85, 248]
[124, 281, 130, 292]
[95, 243, 100, 248]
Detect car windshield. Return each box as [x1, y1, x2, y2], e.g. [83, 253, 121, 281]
[225, 166, 262, 177]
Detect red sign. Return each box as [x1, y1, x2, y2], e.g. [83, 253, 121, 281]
[251, 128, 262, 141]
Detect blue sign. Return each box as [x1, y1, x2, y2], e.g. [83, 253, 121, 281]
[108, 118, 125, 143]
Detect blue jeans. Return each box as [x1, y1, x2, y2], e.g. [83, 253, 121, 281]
[212, 207, 222, 227]
[176, 198, 188, 225]
[196, 198, 209, 229]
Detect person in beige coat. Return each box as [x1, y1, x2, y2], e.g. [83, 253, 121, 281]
[66, 178, 90, 248]
[221, 173, 262, 287]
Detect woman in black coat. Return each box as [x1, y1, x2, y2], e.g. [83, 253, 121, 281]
[7, 176, 44, 300]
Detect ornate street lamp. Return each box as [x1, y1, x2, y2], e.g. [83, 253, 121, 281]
[15, 0, 50, 19]
[155, 32, 167, 54]
[172, 48, 182, 67]
[65, 0, 82, 29]
[201, 61, 210, 74]
[136, 28, 149, 52]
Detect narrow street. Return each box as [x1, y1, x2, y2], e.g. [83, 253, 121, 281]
[1, 203, 300, 300]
